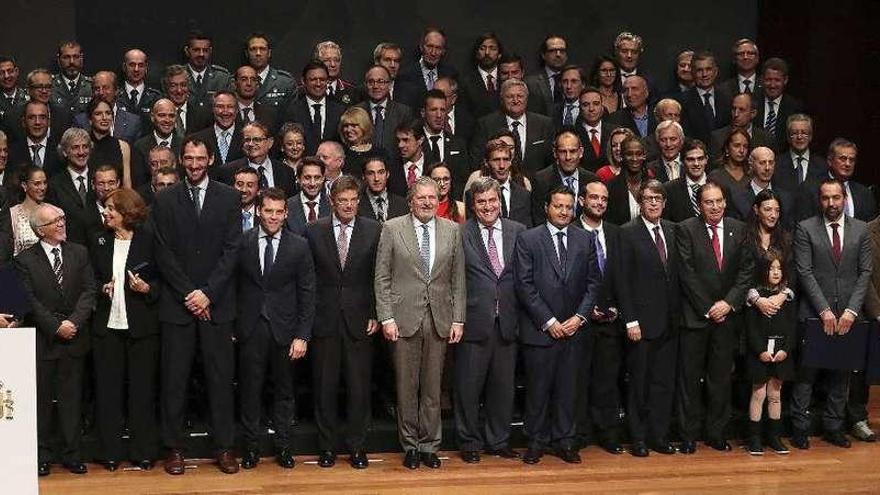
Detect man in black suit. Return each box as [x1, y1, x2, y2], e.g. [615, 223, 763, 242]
[306, 176, 380, 469]
[373, 42, 416, 106]
[135, 146, 178, 204]
[434, 77, 476, 146]
[608, 75, 656, 140]
[232, 65, 279, 133]
[151, 137, 241, 475]
[161, 65, 212, 138]
[421, 89, 470, 198]
[286, 157, 330, 235]
[51, 41, 92, 116]
[359, 154, 407, 223]
[283, 61, 344, 156]
[218, 121, 293, 196]
[573, 87, 610, 172]
[524, 35, 568, 116]
[15, 203, 96, 476]
[719, 39, 762, 96]
[618, 180, 680, 457]
[8, 100, 64, 177]
[137, 165, 178, 206]
[515, 186, 602, 464]
[730, 147, 796, 227]
[8, 69, 72, 144]
[357, 65, 412, 155]
[0, 56, 28, 139]
[797, 138, 877, 222]
[755, 58, 805, 151]
[118, 49, 161, 132]
[465, 142, 532, 227]
[72, 71, 142, 143]
[132, 99, 181, 187]
[387, 119, 427, 197]
[530, 129, 597, 223]
[459, 32, 503, 119]
[572, 180, 625, 453]
[183, 31, 231, 108]
[613, 32, 658, 99]
[228, 187, 315, 470]
[663, 139, 710, 222]
[709, 92, 774, 161]
[396, 27, 458, 109]
[773, 113, 827, 193]
[680, 51, 732, 146]
[650, 120, 685, 183]
[456, 177, 525, 464]
[552, 66, 586, 129]
[471, 78, 554, 179]
[676, 181, 753, 453]
[189, 90, 243, 167]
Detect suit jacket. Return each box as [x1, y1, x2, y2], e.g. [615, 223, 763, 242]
[132, 133, 181, 187]
[618, 218, 680, 339]
[773, 151, 827, 194]
[396, 59, 458, 108]
[797, 177, 877, 222]
[72, 106, 143, 143]
[524, 71, 554, 116]
[374, 213, 466, 338]
[860, 218, 880, 319]
[607, 106, 658, 139]
[180, 100, 213, 136]
[286, 191, 330, 236]
[358, 191, 408, 222]
[151, 180, 241, 324]
[116, 86, 162, 137]
[462, 218, 525, 342]
[514, 223, 602, 346]
[283, 96, 345, 155]
[188, 124, 244, 167]
[530, 165, 598, 223]
[719, 76, 762, 97]
[15, 241, 96, 359]
[754, 92, 805, 149]
[460, 70, 499, 119]
[356, 100, 412, 156]
[136, 183, 156, 206]
[572, 219, 623, 337]
[216, 157, 294, 197]
[680, 86, 733, 146]
[471, 111, 555, 178]
[730, 185, 796, 229]
[573, 118, 612, 172]
[606, 173, 649, 226]
[45, 174, 104, 246]
[708, 124, 775, 161]
[89, 226, 160, 339]
[421, 130, 471, 197]
[676, 216, 753, 329]
[450, 105, 476, 146]
[8, 135, 65, 177]
[466, 180, 533, 228]
[226, 226, 316, 345]
[306, 216, 380, 340]
[662, 177, 699, 223]
[649, 158, 684, 184]
[0, 87, 28, 142]
[795, 215, 872, 320]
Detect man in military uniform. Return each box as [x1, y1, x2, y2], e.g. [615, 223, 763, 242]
[245, 32, 296, 113]
[0, 56, 28, 142]
[314, 41, 359, 106]
[51, 41, 92, 116]
[184, 31, 231, 107]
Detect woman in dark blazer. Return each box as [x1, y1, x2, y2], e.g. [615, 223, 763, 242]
[89, 187, 160, 470]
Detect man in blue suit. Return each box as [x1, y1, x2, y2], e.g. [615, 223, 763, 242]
[514, 185, 601, 464]
[286, 157, 330, 235]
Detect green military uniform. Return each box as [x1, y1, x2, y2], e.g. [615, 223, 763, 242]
[256, 66, 297, 111]
[188, 64, 231, 106]
[51, 73, 92, 115]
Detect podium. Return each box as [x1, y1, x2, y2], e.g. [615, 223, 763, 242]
[0, 328, 37, 495]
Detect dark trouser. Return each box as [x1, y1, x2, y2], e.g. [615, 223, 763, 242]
[393, 312, 447, 453]
[846, 370, 870, 424]
[791, 367, 850, 433]
[160, 319, 235, 452]
[238, 318, 295, 452]
[454, 319, 517, 451]
[311, 326, 373, 452]
[677, 322, 735, 442]
[522, 335, 582, 451]
[588, 331, 624, 441]
[93, 330, 160, 461]
[38, 355, 85, 464]
[627, 331, 677, 444]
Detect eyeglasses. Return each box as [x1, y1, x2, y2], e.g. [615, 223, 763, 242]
[789, 131, 811, 137]
[641, 195, 665, 204]
[432, 177, 451, 184]
[366, 79, 389, 86]
[38, 215, 66, 227]
[333, 198, 360, 206]
[243, 137, 268, 144]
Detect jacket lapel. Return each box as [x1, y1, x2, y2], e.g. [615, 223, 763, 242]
[541, 225, 564, 280]
[467, 221, 495, 279]
[399, 214, 423, 268]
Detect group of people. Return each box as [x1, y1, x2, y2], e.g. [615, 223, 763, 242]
[0, 26, 877, 480]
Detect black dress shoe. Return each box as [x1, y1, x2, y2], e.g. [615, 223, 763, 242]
[63, 462, 88, 474]
[318, 450, 336, 468]
[38, 462, 50, 477]
[103, 460, 120, 471]
[420, 452, 441, 468]
[241, 450, 259, 470]
[403, 449, 420, 469]
[133, 460, 154, 470]
[601, 440, 625, 455]
[349, 450, 368, 469]
[679, 440, 697, 454]
[486, 447, 520, 459]
[824, 431, 852, 448]
[555, 448, 582, 464]
[276, 449, 295, 469]
[790, 431, 810, 450]
[461, 450, 480, 463]
[522, 448, 543, 464]
[650, 441, 676, 455]
[706, 438, 732, 451]
[630, 441, 649, 457]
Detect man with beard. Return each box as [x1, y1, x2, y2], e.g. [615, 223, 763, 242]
[232, 167, 259, 232]
[52, 41, 92, 116]
[286, 157, 330, 235]
[525, 35, 568, 116]
[183, 31, 230, 107]
[460, 32, 504, 118]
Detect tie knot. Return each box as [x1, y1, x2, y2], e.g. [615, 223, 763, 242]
[312, 104, 322, 111]
[485, 225, 494, 234]
[768, 100, 776, 108]
[654, 225, 661, 234]
[408, 164, 417, 172]
[307, 200, 316, 207]
[430, 135, 440, 143]
[830, 222, 840, 230]
[52, 247, 60, 255]
[159, 140, 169, 147]
[375, 104, 384, 112]
[556, 231, 565, 240]
[32, 144, 42, 151]
[743, 80, 751, 87]
[264, 234, 275, 242]
[375, 196, 385, 205]
[511, 120, 521, 129]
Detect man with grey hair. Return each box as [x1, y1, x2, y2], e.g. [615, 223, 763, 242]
[373, 42, 417, 105]
[161, 65, 212, 138]
[773, 113, 827, 192]
[649, 120, 685, 182]
[721, 38, 761, 95]
[680, 50, 733, 146]
[614, 31, 658, 104]
[15, 202, 96, 476]
[315, 41, 358, 105]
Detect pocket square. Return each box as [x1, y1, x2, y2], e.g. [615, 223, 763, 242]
[531, 140, 545, 145]
[449, 150, 460, 155]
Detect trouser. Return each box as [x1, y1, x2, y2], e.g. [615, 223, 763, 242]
[676, 322, 735, 441]
[38, 355, 85, 464]
[846, 370, 870, 424]
[522, 335, 582, 451]
[627, 331, 677, 443]
[790, 367, 850, 433]
[587, 331, 624, 440]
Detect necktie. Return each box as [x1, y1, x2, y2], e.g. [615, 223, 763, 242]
[190, 186, 202, 216]
[702, 91, 715, 125]
[445, 113, 454, 135]
[690, 183, 700, 216]
[374, 196, 386, 223]
[263, 235, 275, 277]
[373, 104, 385, 147]
[765, 100, 777, 137]
[563, 103, 575, 127]
[486, 73, 496, 93]
[196, 74, 203, 86]
[668, 160, 679, 181]
[76, 176, 87, 204]
[327, 81, 336, 97]
[500, 185, 509, 218]
[406, 164, 418, 187]
[218, 130, 230, 163]
[337, 222, 349, 269]
[429, 135, 442, 163]
[68, 80, 76, 92]
[130, 88, 139, 104]
[52, 247, 63, 286]
[420, 223, 431, 277]
[556, 231, 567, 277]
[312, 104, 323, 138]
[306, 200, 317, 223]
[709, 223, 722, 269]
[242, 107, 252, 122]
[242, 211, 252, 231]
[590, 129, 601, 157]
[425, 69, 436, 90]
[742, 79, 752, 93]
[31, 144, 43, 167]
[830, 222, 842, 263]
[594, 233, 606, 275]
[564, 176, 576, 194]
[510, 121, 523, 161]
[795, 156, 805, 184]
[653, 225, 667, 265]
[159, 140, 169, 148]
[257, 165, 269, 190]
[552, 73, 562, 103]
[486, 225, 503, 277]
[175, 107, 185, 136]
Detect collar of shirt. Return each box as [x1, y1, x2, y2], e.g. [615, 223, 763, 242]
[767, 95, 782, 106]
[545, 67, 559, 80]
[125, 82, 145, 95]
[686, 175, 707, 188]
[406, 154, 425, 172]
[482, 219, 502, 233]
[370, 190, 388, 205]
[27, 135, 48, 148]
[698, 87, 715, 98]
[546, 222, 568, 238]
[259, 225, 281, 241]
[306, 95, 326, 107]
[41, 240, 61, 260]
[238, 102, 254, 112]
[557, 167, 577, 182]
[176, 103, 188, 119]
[582, 219, 603, 235]
[214, 124, 234, 140]
[738, 74, 755, 86]
[62, 75, 80, 89]
[584, 121, 602, 134]
[67, 166, 89, 185]
[370, 99, 389, 111]
[300, 192, 321, 207]
[825, 214, 846, 244]
[153, 130, 173, 144]
[187, 174, 209, 191]
[478, 66, 498, 82]
[505, 114, 526, 127]
[412, 215, 436, 230]
[189, 66, 206, 79]
[333, 214, 355, 230]
[242, 204, 255, 216]
[258, 66, 271, 84]
[791, 149, 811, 163]
[705, 219, 725, 231]
[642, 216, 662, 232]
[620, 69, 637, 79]
[249, 157, 271, 170]
[750, 180, 771, 195]
[4, 88, 18, 99]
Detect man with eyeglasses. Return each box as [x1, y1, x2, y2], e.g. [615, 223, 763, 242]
[231, 65, 278, 132]
[315, 41, 359, 106]
[7, 69, 71, 144]
[525, 35, 569, 116]
[160, 65, 212, 138]
[720, 39, 762, 96]
[773, 113, 828, 193]
[356, 65, 413, 155]
[219, 121, 293, 196]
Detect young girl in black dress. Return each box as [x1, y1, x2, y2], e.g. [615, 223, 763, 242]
[746, 248, 795, 455]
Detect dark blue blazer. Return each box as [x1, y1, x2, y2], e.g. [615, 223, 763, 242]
[285, 192, 330, 236]
[73, 107, 143, 143]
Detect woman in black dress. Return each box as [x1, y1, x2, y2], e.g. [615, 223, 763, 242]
[86, 99, 132, 187]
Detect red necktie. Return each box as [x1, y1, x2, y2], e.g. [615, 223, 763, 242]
[307, 201, 317, 223]
[830, 222, 842, 263]
[407, 164, 417, 187]
[590, 129, 601, 157]
[486, 73, 496, 93]
[709, 223, 722, 269]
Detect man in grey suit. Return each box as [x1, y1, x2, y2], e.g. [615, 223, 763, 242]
[357, 65, 412, 155]
[790, 178, 873, 450]
[524, 35, 568, 116]
[455, 177, 525, 464]
[374, 176, 466, 469]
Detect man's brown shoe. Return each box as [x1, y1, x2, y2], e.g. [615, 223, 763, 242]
[164, 450, 185, 475]
[217, 450, 240, 474]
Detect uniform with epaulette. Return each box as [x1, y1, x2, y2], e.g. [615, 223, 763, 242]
[51, 73, 92, 115]
[188, 64, 231, 106]
[0, 87, 28, 142]
[117, 85, 162, 138]
[256, 66, 297, 112]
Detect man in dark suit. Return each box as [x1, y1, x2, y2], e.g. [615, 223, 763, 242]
[131, 99, 181, 187]
[551, 66, 585, 129]
[435, 77, 476, 146]
[226, 187, 315, 470]
[421, 90, 470, 198]
[456, 177, 525, 464]
[183, 31, 231, 108]
[357, 65, 412, 155]
[373, 42, 417, 106]
[573, 87, 611, 172]
[231, 167, 259, 232]
[708, 92, 774, 161]
[608, 75, 656, 140]
[387, 120, 427, 197]
[797, 139, 877, 222]
[151, 137, 241, 475]
[315, 41, 360, 106]
[773, 113, 827, 193]
[51, 41, 92, 116]
[649, 120, 685, 183]
[396, 27, 458, 109]
[719, 39, 762, 96]
[359, 154, 407, 223]
[790, 178, 872, 450]
[676, 181, 753, 453]
[530, 130, 597, 223]
[730, 147, 796, 227]
[680, 51, 733, 147]
[217, 121, 293, 196]
[618, 180, 680, 456]
[306, 176, 380, 469]
[459, 33, 503, 119]
[755, 58, 805, 151]
[515, 186, 601, 464]
[71, 71, 142, 143]
[283, 61, 344, 156]
[524, 35, 568, 116]
[188, 90, 243, 167]
[286, 157, 330, 235]
[465, 142, 532, 227]
[8, 101, 64, 177]
[663, 140, 710, 223]
[613, 32, 659, 102]
[118, 49, 162, 133]
[15, 203, 96, 476]
[9, 69, 73, 144]
[161, 65, 212, 138]
[0, 56, 28, 140]
[470, 78, 554, 179]
[137, 165, 178, 206]
[231, 65, 279, 134]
